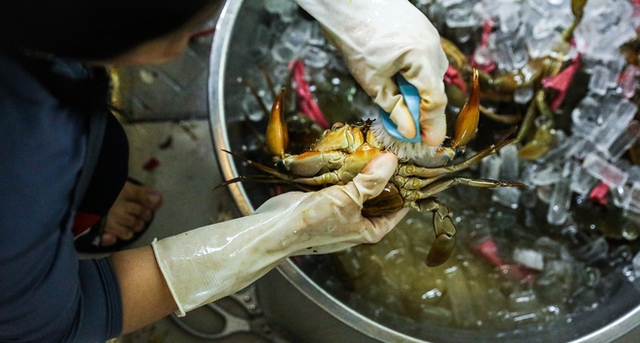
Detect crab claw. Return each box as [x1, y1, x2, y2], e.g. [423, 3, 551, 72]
[416, 199, 457, 267]
[451, 69, 480, 149]
[426, 205, 456, 267]
[266, 88, 289, 159]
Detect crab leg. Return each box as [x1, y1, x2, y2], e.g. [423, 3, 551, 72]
[402, 176, 527, 202]
[562, 0, 587, 42]
[221, 149, 298, 181]
[415, 198, 456, 267]
[292, 172, 345, 186]
[219, 149, 319, 192]
[451, 69, 480, 149]
[410, 176, 526, 267]
[397, 134, 518, 179]
[266, 88, 289, 159]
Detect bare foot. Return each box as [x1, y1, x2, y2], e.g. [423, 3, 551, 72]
[100, 181, 163, 247]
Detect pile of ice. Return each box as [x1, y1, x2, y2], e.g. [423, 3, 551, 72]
[425, 0, 640, 294]
[420, 0, 640, 218]
[445, 2, 640, 225]
[446, 0, 640, 222]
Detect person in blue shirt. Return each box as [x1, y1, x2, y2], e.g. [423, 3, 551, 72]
[0, 0, 448, 341]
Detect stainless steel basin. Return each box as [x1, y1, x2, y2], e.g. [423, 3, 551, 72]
[207, 0, 640, 341]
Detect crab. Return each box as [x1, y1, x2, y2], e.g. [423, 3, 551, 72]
[223, 70, 526, 267]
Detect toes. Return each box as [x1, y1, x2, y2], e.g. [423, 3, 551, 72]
[131, 217, 147, 233]
[122, 182, 163, 209]
[103, 218, 135, 241]
[144, 190, 163, 209]
[116, 201, 149, 220]
[101, 233, 117, 247]
[102, 207, 151, 240]
[98, 180, 159, 246]
[140, 209, 153, 222]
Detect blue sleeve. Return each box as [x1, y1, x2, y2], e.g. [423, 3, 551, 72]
[0, 53, 123, 342]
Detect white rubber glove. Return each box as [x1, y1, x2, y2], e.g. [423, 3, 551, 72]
[152, 153, 409, 316]
[295, 0, 449, 145]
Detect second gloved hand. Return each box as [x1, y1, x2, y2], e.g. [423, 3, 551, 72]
[294, 0, 449, 146]
[152, 153, 409, 316]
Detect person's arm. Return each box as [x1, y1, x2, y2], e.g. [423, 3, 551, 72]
[109, 246, 177, 334]
[109, 153, 407, 325]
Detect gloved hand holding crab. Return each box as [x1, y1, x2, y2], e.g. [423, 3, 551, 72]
[152, 0, 524, 319]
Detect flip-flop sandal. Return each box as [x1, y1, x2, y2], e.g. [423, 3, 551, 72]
[74, 178, 155, 253]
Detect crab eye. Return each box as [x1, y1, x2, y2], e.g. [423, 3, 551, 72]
[453, 147, 465, 160]
[331, 122, 345, 130]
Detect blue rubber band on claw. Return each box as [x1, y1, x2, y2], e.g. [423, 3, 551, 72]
[379, 74, 422, 143]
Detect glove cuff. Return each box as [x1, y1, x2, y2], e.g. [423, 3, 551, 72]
[151, 234, 237, 317]
[149, 211, 299, 317]
[151, 238, 187, 317]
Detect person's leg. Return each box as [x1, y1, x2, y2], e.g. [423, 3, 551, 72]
[100, 180, 163, 247]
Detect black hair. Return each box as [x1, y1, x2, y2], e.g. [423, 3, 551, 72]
[0, 0, 213, 60]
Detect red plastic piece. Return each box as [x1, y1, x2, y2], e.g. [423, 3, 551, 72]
[589, 182, 609, 206]
[476, 239, 536, 284]
[289, 59, 330, 130]
[444, 65, 468, 94]
[541, 55, 581, 111]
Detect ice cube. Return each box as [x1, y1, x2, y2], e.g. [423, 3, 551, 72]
[514, 86, 534, 104]
[606, 121, 640, 161]
[628, 165, 640, 186]
[499, 143, 520, 180]
[492, 188, 522, 209]
[446, 7, 481, 28]
[440, 0, 465, 8]
[633, 251, 640, 275]
[582, 153, 629, 187]
[270, 43, 299, 63]
[530, 164, 561, 186]
[570, 164, 599, 196]
[624, 183, 640, 213]
[264, 0, 298, 22]
[547, 162, 573, 225]
[577, 236, 609, 264]
[498, 5, 521, 32]
[588, 65, 611, 95]
[481, 154, 502, 179]
[565, 136, 597, 160]
[307, 22, 326, 46]
[619, 65, 640, 99]
[300, 46, 330, 69]
[513, 248, 545, 270]
[571, 95, 600, 130]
